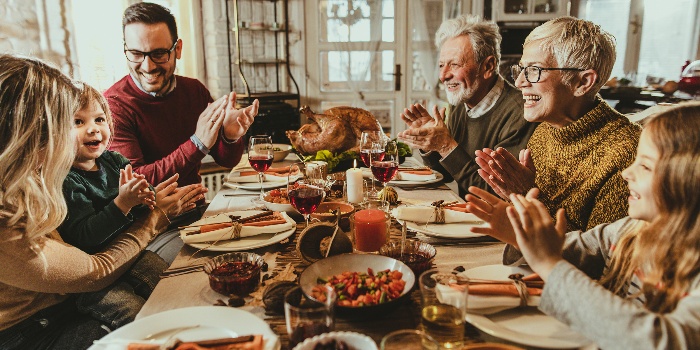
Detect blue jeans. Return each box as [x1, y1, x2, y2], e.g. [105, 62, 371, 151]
[0, 298, 107, 350]
[147, 204, 207, 264]
[75, 250, 167, 330]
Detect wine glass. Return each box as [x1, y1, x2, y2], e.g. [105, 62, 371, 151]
[360, 131, 386, 199]
[248, 135, 274, 205]
[371, 140, 399, 191]
[288, 162, 325, 227]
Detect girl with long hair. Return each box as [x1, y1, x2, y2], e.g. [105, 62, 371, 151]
[0, 54, 200, 349]
[467, 102, 700, 348]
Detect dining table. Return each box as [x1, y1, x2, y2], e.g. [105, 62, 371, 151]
[135, 154, 591, 350]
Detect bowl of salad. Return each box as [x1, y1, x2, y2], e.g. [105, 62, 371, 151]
[298, 253, 415, 318]
[272, 143, 293, 162]
[262, 188, 297, 214]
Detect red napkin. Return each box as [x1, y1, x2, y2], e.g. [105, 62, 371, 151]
[445, 203, 469, 213]
[468, 273, 544, 297]
[240, 166, 290, 177]
[399, 169, 433, 175]
[200, 213, 286, 233]
[127, 335, 263, 350]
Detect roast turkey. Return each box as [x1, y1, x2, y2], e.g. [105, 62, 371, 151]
[286, 106, 384, 155]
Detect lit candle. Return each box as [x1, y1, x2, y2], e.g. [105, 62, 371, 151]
[346, 163, 363, 204]
[353, 209, 388, 252]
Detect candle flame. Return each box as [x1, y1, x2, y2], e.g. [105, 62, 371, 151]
[353, 158, 357, 168]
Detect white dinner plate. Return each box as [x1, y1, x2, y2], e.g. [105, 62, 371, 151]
[89, 306, 280, 350]
[225, 181, 287, 190]
[397, 219, 487, 239]
[463, 265, 593, 349]
[183, 211, 297, 252]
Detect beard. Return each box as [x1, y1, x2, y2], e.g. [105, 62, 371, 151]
[445, 79, 480, 106]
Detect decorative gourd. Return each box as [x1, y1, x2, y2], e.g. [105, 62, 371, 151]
[296, 220, 353, 265]
[378, 186, 399, 205]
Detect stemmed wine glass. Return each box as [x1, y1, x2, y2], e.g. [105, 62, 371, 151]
[288, 162, 325, 227]
[360, 131, 386, 199]
[248, 135, 274, 205]
[371, 140, 399, 191]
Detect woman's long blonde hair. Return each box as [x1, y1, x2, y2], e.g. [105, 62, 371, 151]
[0, 54, 79, 240]
[602, 102, 700, 313]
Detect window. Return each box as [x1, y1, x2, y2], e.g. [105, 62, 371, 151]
[580, 0, 700, 84]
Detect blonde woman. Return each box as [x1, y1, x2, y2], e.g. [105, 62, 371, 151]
[468, 103, 700, 348]
[0, 54, 200, 349]
[475, 17, 640, 231]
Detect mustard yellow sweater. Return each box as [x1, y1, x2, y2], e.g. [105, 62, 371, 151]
[529, 99, 641, 231]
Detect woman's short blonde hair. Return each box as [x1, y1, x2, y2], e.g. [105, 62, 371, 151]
[525, 16, 616, 98]
[0, 54, 79, 239]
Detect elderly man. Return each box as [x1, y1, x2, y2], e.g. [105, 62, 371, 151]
[106, 2, 258, 188]
[398, 14, 535, 198]
[104, 3, 259, 262]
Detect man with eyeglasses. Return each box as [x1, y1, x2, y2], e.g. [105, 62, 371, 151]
[104, 2, 259, 263]
[397, 15, 536, 198]
[470, 17, 640, 232]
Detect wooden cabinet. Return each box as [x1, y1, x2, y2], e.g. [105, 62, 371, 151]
[492, 0, 568, 22]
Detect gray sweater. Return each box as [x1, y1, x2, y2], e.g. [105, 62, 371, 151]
[504, 217, 700, 349]
[421, 80, 535, 198]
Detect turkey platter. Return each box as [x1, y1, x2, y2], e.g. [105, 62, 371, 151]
[286, 106, 384, 155]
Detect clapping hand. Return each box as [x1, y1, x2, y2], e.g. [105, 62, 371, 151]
[154, 174, 208, 218]
[397, 103, 457, 156]
[465, 186, 518, 246]
[114, 164, 154, 214]
[475, 147, 536, 200]
[506, 189, 568, 281]
[195, 95, 229, 149]
[222, 91, 259, 141]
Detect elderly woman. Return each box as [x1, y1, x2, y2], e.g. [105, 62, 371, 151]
[0, 54, 202, 349]
[473, 17, 640, 231]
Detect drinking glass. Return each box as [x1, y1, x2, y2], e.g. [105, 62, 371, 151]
[380, 329, 439, 350]
[371, 140, 399, 190]
[419, 269, 469, 349]
[284, 285, 336, 348]
[360, 131, 386, 199]
[248, 135, 274, 205]
[288, 162, 325, 227]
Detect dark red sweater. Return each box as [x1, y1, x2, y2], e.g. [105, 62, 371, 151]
[104, 75, 244, 187]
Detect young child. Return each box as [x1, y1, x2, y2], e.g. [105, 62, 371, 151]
[467, 102, 700, 348]
[57, 82, 167, 330]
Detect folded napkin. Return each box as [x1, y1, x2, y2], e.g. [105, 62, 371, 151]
[391, 204, 483, 224]
[394, 169, 437, 181]
[227, 166, 290, 183]
[467, 274, 543, 315]
[180, 212, 294, 244]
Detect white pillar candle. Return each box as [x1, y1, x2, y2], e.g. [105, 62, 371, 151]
[346, 167, 364, 204]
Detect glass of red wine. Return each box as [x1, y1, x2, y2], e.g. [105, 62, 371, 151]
[248, 135, 274, 205]
[360, 131, 386, 199]
[371, 140, 399, 191]
[288, 162, 325, 227]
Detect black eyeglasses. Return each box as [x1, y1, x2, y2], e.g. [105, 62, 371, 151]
[124, 40, 178, 64]
[511, 64, 585, 83]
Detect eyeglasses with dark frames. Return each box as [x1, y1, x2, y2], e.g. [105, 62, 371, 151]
[124, 40, 178, 64]
[511, 64, 585, 83]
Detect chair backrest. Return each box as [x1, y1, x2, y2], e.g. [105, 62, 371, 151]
[626, 103, 676, 125]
